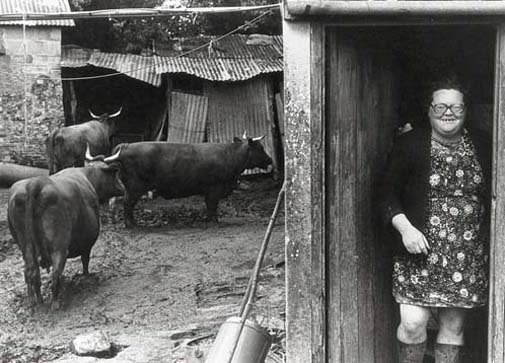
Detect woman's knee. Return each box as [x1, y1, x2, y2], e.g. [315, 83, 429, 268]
[399, 317, 428, 336]
[398, 305, 430, 339]
[439, 309, 466, 336]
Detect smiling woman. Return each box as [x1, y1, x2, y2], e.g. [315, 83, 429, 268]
[379, 74, 492, 363]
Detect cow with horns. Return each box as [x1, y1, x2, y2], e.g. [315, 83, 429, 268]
[111, 132, 273, 228]
[45, 107, 123, 174]
[7, 145, 124, 309]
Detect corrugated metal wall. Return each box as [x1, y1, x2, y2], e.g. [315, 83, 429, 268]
[167, 92, 208, 143]
[204, 76, 275, 175]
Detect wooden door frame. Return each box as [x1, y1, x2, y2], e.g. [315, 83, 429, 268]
[283, 19, 326, 363]
[284, 18, 505, 362]
[489, 22, 505, 363]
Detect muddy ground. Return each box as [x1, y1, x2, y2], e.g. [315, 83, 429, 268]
[0, 177, 285, 363]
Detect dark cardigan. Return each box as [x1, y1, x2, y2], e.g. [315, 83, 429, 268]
[379, 126, 492, 256]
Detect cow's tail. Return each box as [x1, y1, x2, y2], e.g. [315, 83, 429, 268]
[25, 179, 51, 272]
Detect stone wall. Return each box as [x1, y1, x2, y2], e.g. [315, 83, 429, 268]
[0, 27, 64, 168]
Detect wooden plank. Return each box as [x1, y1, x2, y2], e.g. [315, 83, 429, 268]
[338, 38, 360, 363]
[373, 62, 398, 363]
[285, 0, 505, 17]
[327, 27, 398, 363]
[284, 20, 326, 363]
[357, 52, 375, 363]
[488, 23, 505, 363]
[326, 30, 343, 362]
[309, 22, 326, 362]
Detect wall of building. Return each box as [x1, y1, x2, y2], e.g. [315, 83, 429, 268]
[0, 26, 64, 167]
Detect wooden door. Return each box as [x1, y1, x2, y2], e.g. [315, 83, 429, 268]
[326, 28, 398, 362]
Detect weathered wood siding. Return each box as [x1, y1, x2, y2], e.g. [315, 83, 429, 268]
[284, 20, 326, 363]
[326, 28, 398, 362]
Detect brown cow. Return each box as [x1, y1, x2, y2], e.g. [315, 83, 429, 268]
[8, 146, 124, 309]
[111, 133, 272, 227]
[45, 108, 122, 174]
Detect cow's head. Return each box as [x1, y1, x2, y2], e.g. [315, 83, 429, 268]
[235, 132, 272, 171]
[85, 144, 125, 200]
[88, 107, 123, 123]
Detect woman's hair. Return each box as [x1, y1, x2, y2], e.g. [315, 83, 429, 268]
[426, 73, 469, 104]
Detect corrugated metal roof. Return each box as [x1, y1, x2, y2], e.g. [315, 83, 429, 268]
[0, 0, 74, 27]
[154, 56, 283, 82]
[88, 51, 162, 87]
[61, 34, 283, 83]
[61, 46, 162, 87]
[154, 34, 283, 81]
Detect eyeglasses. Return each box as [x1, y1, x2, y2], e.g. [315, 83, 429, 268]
[430, 103, 465, 116]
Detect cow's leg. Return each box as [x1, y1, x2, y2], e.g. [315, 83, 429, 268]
[23, 245, 42, 306]
[81, 248, 91, 275]
[124, 191, 141, 228]
[50, 252, 67, 310]
[204, 193, 220, 223]
[10, 212, 42, 305]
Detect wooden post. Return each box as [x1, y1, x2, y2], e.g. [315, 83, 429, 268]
[488, 22, 505, 363]
[284, 19, 326, 363]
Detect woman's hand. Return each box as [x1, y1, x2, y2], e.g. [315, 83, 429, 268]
[392, 214, 430, 255]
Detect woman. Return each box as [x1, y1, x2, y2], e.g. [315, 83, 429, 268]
[380, 76, 491, 363]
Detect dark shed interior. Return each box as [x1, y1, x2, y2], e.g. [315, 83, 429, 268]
[61, 66, 168, 143]
[325, 24, 495, 361]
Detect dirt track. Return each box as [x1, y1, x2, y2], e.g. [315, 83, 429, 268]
[0, 177, 285, 362]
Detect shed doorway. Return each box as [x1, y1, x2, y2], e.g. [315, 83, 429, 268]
[326, 25, 495, 362]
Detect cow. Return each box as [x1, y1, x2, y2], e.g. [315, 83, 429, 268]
[45, 107, 122, 174]
[112, 133, 272, 228]
[7, 145, 125, 309]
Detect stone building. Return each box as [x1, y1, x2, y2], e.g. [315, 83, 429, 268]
[0, 0, 73, 167]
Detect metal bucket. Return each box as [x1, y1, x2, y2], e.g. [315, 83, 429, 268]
[205, 317, 272, 363]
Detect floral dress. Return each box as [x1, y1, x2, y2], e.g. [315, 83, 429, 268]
[392, 132, 488, 308]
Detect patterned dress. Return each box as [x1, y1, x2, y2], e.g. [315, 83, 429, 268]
[393, 132, 488, 308]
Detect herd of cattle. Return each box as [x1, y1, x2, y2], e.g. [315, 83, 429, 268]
[7, 108, 272, 309]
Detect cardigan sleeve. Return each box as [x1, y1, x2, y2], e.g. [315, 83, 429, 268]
[378, 132, 412, 227]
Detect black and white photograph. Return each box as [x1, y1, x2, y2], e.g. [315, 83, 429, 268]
[1, 1, 505, 362]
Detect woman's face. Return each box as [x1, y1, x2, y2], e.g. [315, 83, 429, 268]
[428, 88, 466, 140]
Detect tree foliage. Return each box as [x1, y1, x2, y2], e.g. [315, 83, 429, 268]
[65, 0, 281, 53]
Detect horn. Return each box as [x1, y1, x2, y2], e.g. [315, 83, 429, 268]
[242, 130, 248, 140]
[103, 146, 121, 163]
[88, 109, 100, 119]
[109, 106, 123, 118]
[85, 143, 93, 161]
[251, 135, 265, 142]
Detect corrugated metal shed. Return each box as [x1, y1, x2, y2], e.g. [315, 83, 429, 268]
[61, 45, 162, 87]
[0, 0, 74, 27]
[154, 34, 283, 81]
